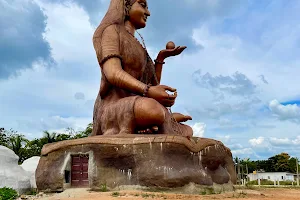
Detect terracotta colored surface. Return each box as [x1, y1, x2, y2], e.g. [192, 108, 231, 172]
[91, 0, 193, 136]
[41, 135, 230, 156]
[36, 136, 236, 191]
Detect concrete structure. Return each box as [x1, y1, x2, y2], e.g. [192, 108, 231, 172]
[248, 172, 296, 181]
[21, 156, 40, 188]
[0, 145, 31, 193]
[36, 135, 236, 192]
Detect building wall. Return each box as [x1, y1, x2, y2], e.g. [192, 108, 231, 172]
[248, 172, 295, 181]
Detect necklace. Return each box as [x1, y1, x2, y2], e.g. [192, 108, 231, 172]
[126, 29, 158, 84]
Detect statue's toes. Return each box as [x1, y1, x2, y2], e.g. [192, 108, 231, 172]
[152, 126, 159, 132]
[185, 115, 192, 120]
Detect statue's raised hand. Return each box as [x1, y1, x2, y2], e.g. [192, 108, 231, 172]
[158, 41, 187, 60]
[147, 85, 177, 107]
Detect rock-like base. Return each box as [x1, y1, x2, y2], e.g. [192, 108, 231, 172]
[36, 135, 236, 192]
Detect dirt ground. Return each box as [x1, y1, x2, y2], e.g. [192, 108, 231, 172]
[31, 187, 300, 200]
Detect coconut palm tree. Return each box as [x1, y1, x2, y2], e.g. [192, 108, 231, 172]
[43, 131, 57, 143]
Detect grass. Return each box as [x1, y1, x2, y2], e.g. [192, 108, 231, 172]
[24, 189, 37, 196]
[200, 187, 216, 195]
[89, 183, 109, 192]
[99, 183, 109, 192]
[111, 191, 120, 197]
[246, 180, 296, 186]
[0, 187, 18, 200]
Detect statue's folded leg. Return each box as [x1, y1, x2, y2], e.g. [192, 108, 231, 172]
[134, 98, 193, 136]
[134, 97, 166, 128]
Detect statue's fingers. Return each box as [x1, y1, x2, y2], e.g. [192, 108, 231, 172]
[167, 92, 177, 100]
[163, 99, 175, 107]
[174, 46, 186, 55]
[162, 85, 177, 92]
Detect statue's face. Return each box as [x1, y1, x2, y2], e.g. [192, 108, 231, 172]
[128, 0, 150, 29]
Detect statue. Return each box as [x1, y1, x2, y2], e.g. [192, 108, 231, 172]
[91, 0, 193, 136]
[35, 0, 236, 192]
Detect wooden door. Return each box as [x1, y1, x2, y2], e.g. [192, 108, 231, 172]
[71, 155, 89, 187]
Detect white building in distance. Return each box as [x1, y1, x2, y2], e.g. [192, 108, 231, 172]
[247, 172, 296, 182]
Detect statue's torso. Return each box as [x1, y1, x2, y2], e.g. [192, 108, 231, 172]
[119, 27, 147, 81]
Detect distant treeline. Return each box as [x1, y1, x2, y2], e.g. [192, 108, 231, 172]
[0, 124, 92, 163]
[235, 152, 299, 175]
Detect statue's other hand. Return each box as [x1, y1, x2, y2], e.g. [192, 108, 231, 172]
[158, 46, 187, 59]
[147, 85, 177, 107]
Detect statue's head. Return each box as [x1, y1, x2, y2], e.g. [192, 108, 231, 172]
[93, 0, 151, 39]
[125, 0, 150, 29]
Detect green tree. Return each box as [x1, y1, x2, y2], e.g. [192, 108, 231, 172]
[268, 153, 290, 172]
[22, 137, 48, 160]
[240, 158, 257, 174]
[56, 133, 72, 141]
[6, 133, 28, 163]
[43, 131, 57, 143]
[0, 124, 93, 163]
[72, 123, 93, 139]
[0, 127, 8, 146]
[288, 157, 300, 173]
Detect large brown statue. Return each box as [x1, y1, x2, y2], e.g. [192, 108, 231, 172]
[36, 0, 236, 191]
[91, 0, 193, 136]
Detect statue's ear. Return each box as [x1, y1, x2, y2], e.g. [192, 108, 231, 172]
[124, 0, 131, 18]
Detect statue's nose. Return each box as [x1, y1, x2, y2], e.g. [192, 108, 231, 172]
[145, 9, 150, 17]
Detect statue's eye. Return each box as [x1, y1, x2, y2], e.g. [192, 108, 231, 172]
[140, 2, 146, 8]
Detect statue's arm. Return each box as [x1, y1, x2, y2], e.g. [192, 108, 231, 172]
[153, 55, 165, 85]
[103, 58, 146, 95]
[95, 25, 147, 95]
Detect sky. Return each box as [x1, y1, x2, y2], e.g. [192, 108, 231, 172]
[1, 0, 300, 160]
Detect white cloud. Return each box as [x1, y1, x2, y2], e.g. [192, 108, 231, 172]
[216, 134, 231, 143]
[249, 137, 265, 147]
[292, 136, 300, 145]
[36, 0, 96, 64]
[269, 99, 300, 122]
[228, 143, 243, 150]
[231, 148, 257, 158]
[269, 137, 290, 146]
[192, 122, 206, 137]
[0, 2, 99, 137]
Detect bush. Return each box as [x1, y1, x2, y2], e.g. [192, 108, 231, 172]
[0, 187, 18, 200]
[246, 179, 274, 185]
[279, 181, 293, 185]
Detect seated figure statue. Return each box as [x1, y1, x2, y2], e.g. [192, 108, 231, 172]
[91, 0, 193, 136]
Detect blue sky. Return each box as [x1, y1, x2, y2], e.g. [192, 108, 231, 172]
[1, 0, 300, 160]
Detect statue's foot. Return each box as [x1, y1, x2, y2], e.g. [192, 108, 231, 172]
[172, 112, 192, 123]
[137, 126, 159, 134]
[180, 124, 193, 137]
